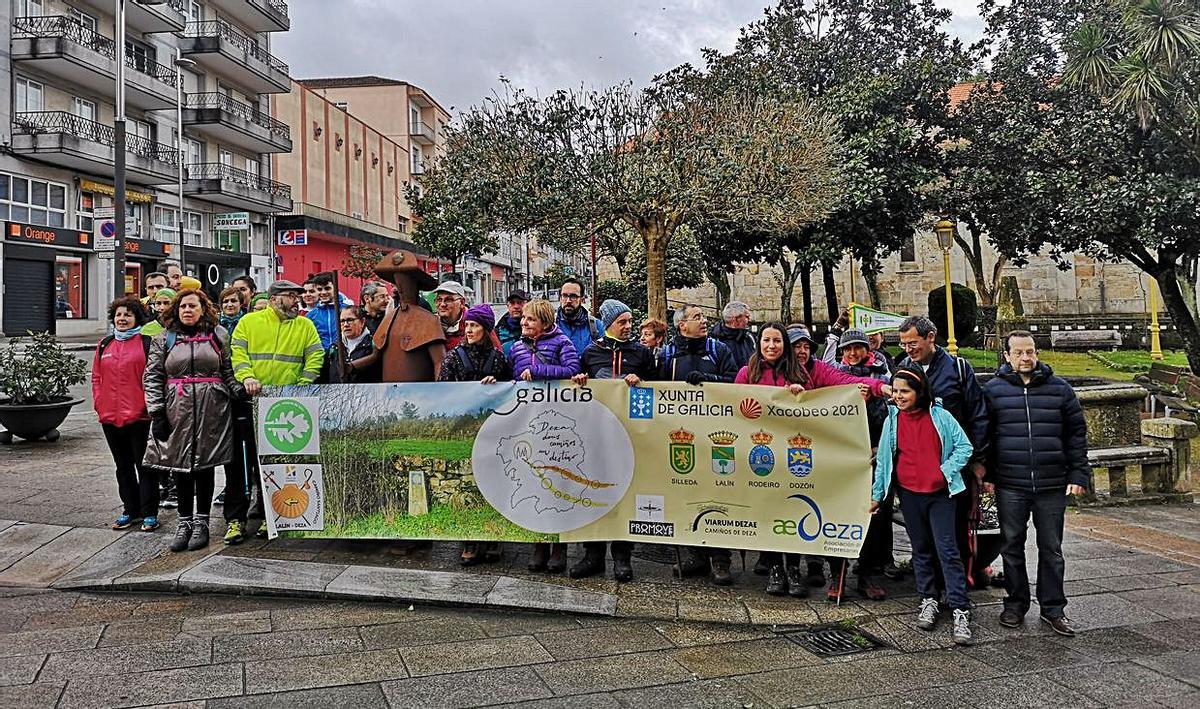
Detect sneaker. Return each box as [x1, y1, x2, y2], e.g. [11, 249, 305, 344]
[255, 525, 268, 540]
[765, 565, 788, 596]
[952, 609, 972, 645]
[214, 490, 226, 506]
[786, 563, 809, 598]
[999, 608, 1024, 628]
[223, 520, 245, 545]
[161, 493, 178, 510]
[140, 517, 160, 532]
[111, 514, 136, 530]
[1040, 615, 1076, 637]
[169, 521, 192, 553]
[187, 520, 210, 551]
[916, 598, 940, 630]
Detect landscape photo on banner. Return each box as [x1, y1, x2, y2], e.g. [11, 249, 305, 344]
[256, 380, 874, 557]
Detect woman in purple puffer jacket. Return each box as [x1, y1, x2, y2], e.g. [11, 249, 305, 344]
[506, 298, 581, 574]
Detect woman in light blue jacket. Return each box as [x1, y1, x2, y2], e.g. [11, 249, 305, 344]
[871, 366, 975, 645]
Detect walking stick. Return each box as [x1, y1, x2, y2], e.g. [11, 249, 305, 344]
[836, 559, 848, 607]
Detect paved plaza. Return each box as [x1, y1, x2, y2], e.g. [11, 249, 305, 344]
[0, 376, 1198, 707]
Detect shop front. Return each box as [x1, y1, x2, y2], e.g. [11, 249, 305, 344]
[122, 238, 174, 298]
[1, 221, 94, 336]
[186, 245, 251, 303]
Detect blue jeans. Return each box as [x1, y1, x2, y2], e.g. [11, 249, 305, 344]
[900, 488, 970, 611]
[997, 486, 1068, 619]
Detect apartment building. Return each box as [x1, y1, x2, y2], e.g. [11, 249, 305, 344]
[0, 0, 292, 337]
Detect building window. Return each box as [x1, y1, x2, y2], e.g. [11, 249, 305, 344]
[15, 77, 44, 112]
[16, 0, 44, 17]
[183, 211, 203, 247]
[55, 256, 85, 319]
[72, 97, 97, 122]
[153, 206, 179, 244]
[900, 235, 917, 264]
[411, 146, 423, 174]
[78, 191, 95, 232]
[184, 137, 203, 165]
[0, 173, 67, 226]
[398, 215, 409, 233]
[125, 39, 156, 76]
[66, 7, 97, 32]
[129, 118, 153, 142]
[187, 0, 203, 23]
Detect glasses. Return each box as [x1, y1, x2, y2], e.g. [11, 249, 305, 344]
[339, 317, 361, 324]
[898, 341, 923, 350]
[560, 293, 583, 300]
[434, 296, 460, 304]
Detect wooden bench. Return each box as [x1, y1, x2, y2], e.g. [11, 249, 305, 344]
[1049, 329, 1123, 351]
[1143, 362, 1197, 418]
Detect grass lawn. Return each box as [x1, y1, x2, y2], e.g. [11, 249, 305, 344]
[295, 504, 552, 542]
[362, 438, 474, 461]
[887, 346, 1189, 381]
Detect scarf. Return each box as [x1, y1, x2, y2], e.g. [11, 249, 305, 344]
[114, 326, 141, 341]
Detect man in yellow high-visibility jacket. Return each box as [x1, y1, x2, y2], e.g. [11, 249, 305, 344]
[224, 279, 323, 544]
[230, 280, 324, 391]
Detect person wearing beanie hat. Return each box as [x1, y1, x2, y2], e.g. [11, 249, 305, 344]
[141, 288, 177, 338]
[569, 298, 657, 582]
[438, 302, 513, 567]
[249, 293, 270, 311]
[179, 276, 202, 292]
[463, 303, 496, 333]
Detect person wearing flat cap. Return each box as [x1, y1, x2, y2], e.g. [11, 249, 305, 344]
[433, 280, 502, 351]
[371, 251, 448, 382]
[568, 299, 657, 582]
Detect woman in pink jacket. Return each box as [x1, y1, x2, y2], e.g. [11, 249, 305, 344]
[92, 296, 159, 531]
[738, 323, 890, 599]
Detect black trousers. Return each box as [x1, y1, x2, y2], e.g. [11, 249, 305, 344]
[223, 401, 263, 523]
[998, 486, 1068, 619]
[177, 468, 215, 520]
[102, 421, 157, 518]
[582, 541, 633, 558]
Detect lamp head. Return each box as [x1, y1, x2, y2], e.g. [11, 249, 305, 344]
[934, 218, 956, 251]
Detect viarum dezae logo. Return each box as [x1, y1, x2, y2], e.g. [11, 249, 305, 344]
[773, 494, 864, 545]
[748, 430, 775, 476]
[668, 428, 696, 475]
[262, 399, 313, 454]
[708, 431, 738, 475]
[689, 500, 756, 536]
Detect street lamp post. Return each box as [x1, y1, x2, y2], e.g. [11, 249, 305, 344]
[934, 218, 959, 356]
[1149, 277, 1164, 361]
[113, 0, 169, 299]
[174, 50, 197, 269]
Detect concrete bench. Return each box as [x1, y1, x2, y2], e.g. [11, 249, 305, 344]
[1049, 329, 1123, 351]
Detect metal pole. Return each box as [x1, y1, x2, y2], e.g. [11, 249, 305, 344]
[943, 246, 958, 356]
[848, 253, 857, 304]
[113, 0, 127, 299]
[175, 47, 186, 270]
[1149, 277, 1164, 361]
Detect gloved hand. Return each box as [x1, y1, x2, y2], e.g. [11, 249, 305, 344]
[685, 370, 706, 386]
[151, 414, 171, 442]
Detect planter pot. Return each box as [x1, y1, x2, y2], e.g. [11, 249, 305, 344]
[0, 397, 83, 443]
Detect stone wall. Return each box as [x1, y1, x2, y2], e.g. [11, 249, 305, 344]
[393, 455, 481, 509]
[609, 225, 1158, 323]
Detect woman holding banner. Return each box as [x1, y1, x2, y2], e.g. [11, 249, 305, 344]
[440, 304, 514, 565]
[508, 298, 581, 574]
[743, 323, 891, 601]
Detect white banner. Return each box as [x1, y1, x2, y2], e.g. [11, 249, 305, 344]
[849, 302, 907, 334]
[257, 397, 321, 455]
[260, 464, 325, 539]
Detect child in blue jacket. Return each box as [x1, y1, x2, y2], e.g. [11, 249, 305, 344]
[872, 366, 975, 644]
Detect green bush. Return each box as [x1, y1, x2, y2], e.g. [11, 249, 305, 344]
[927, 283, 979, 347]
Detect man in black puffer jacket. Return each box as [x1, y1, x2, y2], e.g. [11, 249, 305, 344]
[983, 330, 1089, 638]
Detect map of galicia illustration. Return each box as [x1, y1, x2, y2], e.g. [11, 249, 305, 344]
[473, 391, 635, 533]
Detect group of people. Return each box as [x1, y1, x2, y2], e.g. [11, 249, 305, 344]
[92, 249, 1090, 647]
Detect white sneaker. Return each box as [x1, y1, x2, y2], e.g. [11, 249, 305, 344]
[916, 597, 940, 630]
[952, 609, 972, 645]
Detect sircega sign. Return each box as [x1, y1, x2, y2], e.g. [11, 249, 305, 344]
[256, 380, 873, 557]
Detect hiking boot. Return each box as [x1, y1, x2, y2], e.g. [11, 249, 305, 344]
[805, 561, 826, 587]
[765, 565, 788, 596]
[710, 556, 733, 586]
[255, 524, 268, 539]
[169, 520, 192, 553]
[546, 544, 567, 574]
[569, 549, 606, 579]
[952, 609, 973, 645]
[916, 598, 940, 631]
[786, 563, 809, 598]
[187, 520, 210, 551]
[612, 553, 634, 583]
[673, 549, 709, 578]
[999, 608, 1024, 628]
[223, 520, 245, 546]
[1040, 615, 1076, 637]
[527, 543, 550, 573]
[857, 574, 887, 601]
[753, 554, 771, 576]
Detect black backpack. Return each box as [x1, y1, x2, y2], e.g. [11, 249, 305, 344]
[454, 345, 498, 381]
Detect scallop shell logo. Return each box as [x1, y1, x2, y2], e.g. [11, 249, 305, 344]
[739, 398, 762, 420]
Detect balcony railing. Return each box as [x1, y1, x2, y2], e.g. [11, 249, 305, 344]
[410, 120, 435, 141]
[13, 15, 179, 88]
[186, 162, 291, 199]
[182, 20, 289, 75]
[185, 93, 290, 140]
[14, 111, 178, 164]
[265, 0, 289, 24]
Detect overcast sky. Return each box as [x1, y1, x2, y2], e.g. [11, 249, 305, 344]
[277, 1, 984, 116]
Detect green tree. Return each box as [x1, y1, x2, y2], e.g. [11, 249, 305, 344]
[422, 79, 843, 319]
[405, 134, 499, 271]
[622, 226, 705, 311]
